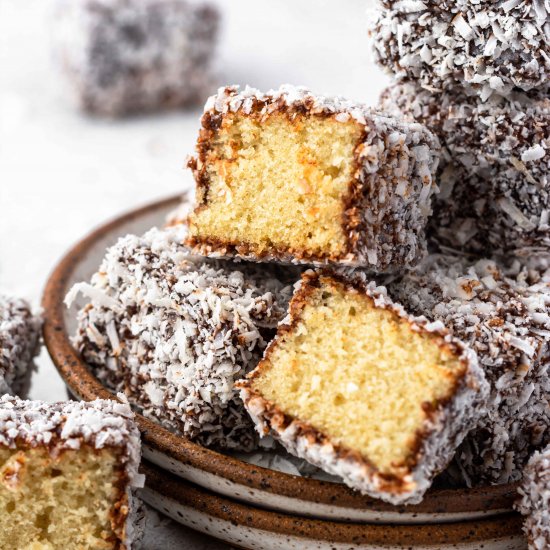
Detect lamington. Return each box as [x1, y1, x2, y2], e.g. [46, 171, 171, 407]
[0, 395, 144, 550]
[370, 0, 550, 99]
[67, 225, 295, 451]
[186, 85, 440, 273]
[238, 270, 487, 504]
[517, 444, 550, 550]
[0, 294, 41, 396]
[380, 82, 550, 257]
[389, 255, 550, 486]
[53, 0, 220, 116]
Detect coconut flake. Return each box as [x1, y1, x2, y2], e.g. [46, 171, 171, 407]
[521, 145, 546, 163]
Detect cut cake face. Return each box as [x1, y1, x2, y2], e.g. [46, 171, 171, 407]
[187, 85, 440, 273]
[238, 270, 488, 504]
[0, 396, 144, 550]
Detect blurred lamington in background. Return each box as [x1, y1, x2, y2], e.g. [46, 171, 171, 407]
[52, 0, 220, 117]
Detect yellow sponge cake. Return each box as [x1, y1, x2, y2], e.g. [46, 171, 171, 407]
[0, 396, 143, 549]
[238, 270, 488, 504]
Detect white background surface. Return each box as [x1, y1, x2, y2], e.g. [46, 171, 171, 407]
[0, 0, 390, 547]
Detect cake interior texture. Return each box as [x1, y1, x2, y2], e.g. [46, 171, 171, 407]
[251, 276, 467, 473]
[0, 444, 126, 549]
[190, 112, 363, 258]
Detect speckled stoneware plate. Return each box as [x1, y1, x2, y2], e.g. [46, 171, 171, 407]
[140, 461, 526, 550]
[43, 195, 520, 528]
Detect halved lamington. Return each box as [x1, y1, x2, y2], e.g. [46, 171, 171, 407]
[517, 444, 550, 550]
[68, 225, 294, 451]
[0, 295, 41, 396]
[390, 255, 550, 486]
[186, 85, 440, 272]
[0, 395, 143, 550]
[238, 270, 487, 504]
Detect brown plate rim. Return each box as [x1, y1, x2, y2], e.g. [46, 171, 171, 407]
[42, 194, 518, 513]
[142, 460, 524, 546]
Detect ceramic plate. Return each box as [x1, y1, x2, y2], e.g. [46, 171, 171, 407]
[140, 461, 525, 550]
[43, 195, 519, 525]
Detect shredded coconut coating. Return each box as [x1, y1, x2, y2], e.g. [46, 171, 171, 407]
[68, 225, 295, 451]
[389, 254, 550, 486]
[53, 0, 220, 116]
[239, 270, 488, 505]
[0, 394, 144, 548]
[517, 444, 550, 550]
[380, 82, 550, 257]
[0, 295, 41, 397]
[188, 84, 440, 272]
[370, 0, 550, 99]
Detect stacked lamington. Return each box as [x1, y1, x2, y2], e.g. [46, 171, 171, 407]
[186, 85, 440, 272]
[369, 0, 550, 541]
[371, 0, 549, 263]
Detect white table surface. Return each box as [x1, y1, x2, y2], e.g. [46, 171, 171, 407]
[0, 0, 390, 547]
